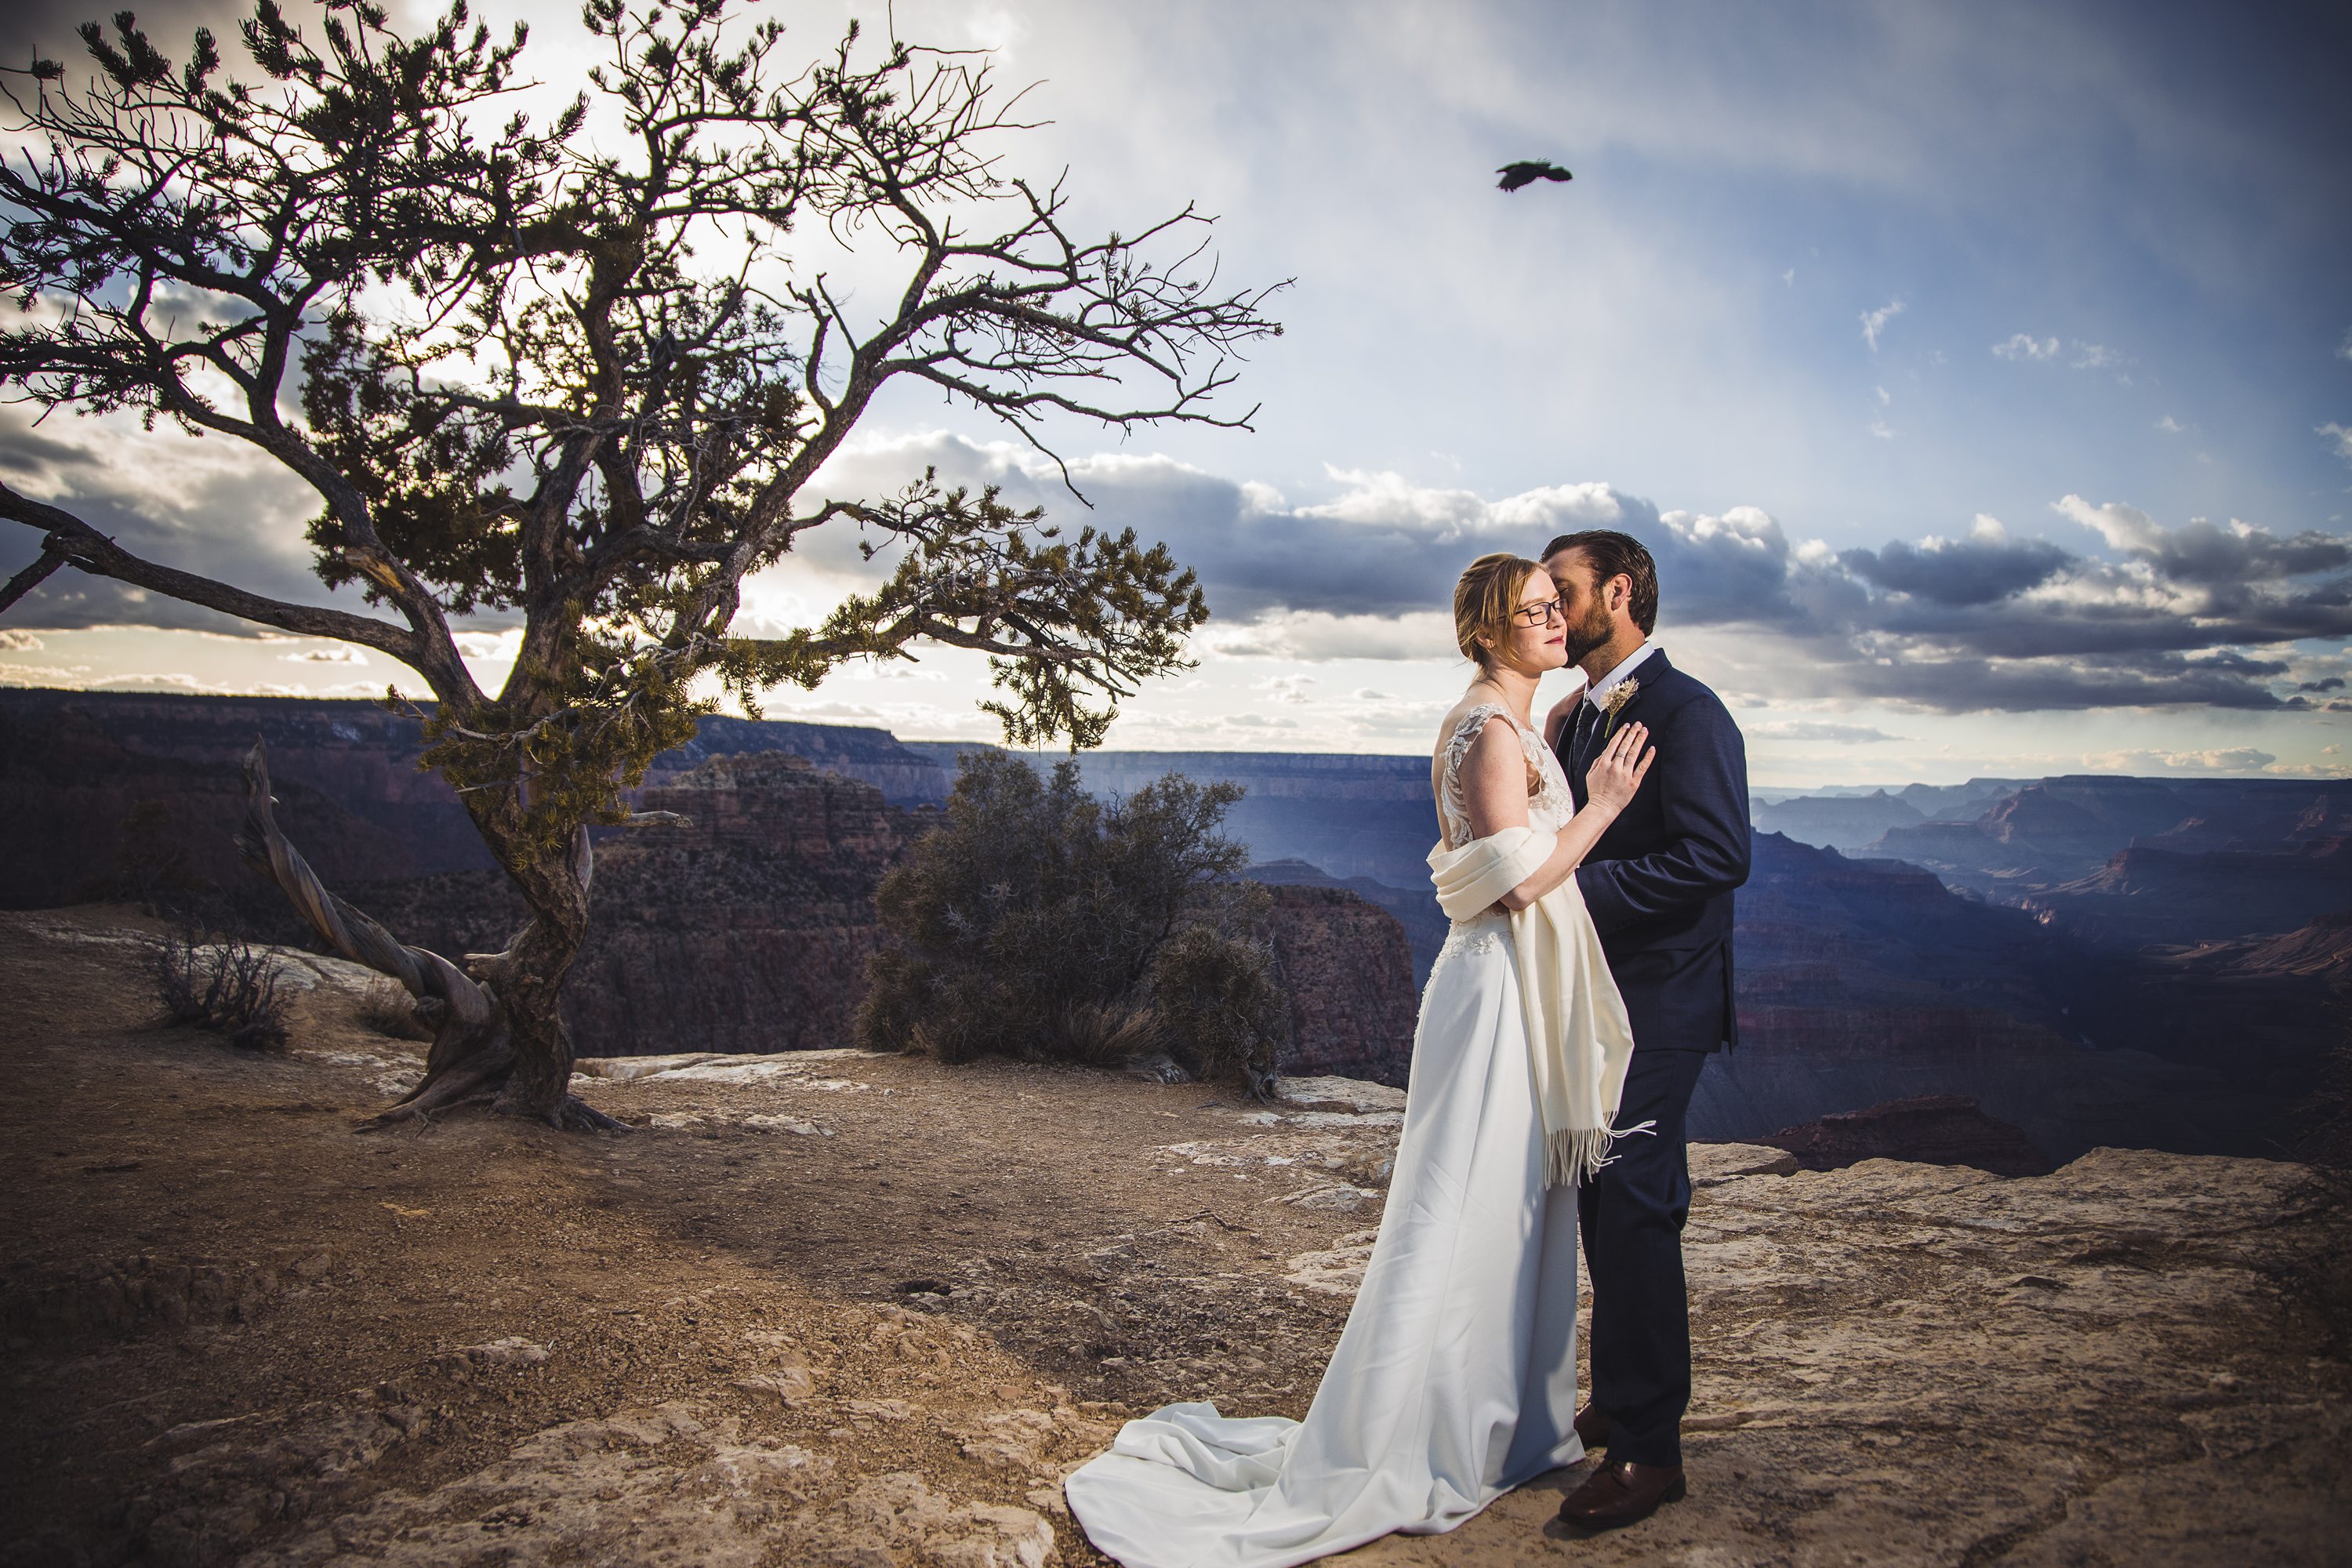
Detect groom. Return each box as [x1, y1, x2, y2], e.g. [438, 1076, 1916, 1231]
[1541, 529, 1751, 1532]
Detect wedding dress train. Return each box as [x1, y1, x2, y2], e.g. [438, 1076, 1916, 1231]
[1065, 707, 1595, 1568]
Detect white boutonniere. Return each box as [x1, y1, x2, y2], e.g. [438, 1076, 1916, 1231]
[1600, 677, 1640, 738]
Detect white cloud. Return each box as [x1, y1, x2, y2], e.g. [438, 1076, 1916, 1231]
[1874, 386, 1892, 407]
[759, 699, 890, 722]
[1254, 673, 1320, 703]
[2339, 328, 2352, 364]
[0, 662, 91, 684]
[281, 644, 368, 664]
[2155, 415, 2185, 434]
[2070, 341, 2127, 371]
[89, 672, 209, 691]
[1860, 299, 1906, 352]
[1748, 720, 1910, 742]
[2086, 746, 2277, 773]
[0, 630, 45, 651]
[452, 629, 524, 662]
[2052, 494, 2167, 554]
[1781, 268, 1795, 286]
[2321, 422, 2352, 466]
[1208, 610, 1461, 663]
[1867, 417, 1895, 440]
[1992, 333, 2060, 362]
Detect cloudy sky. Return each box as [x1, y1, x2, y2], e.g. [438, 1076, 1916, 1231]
[4, 0, 2350, 786]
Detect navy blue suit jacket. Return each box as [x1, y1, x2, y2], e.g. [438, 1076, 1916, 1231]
[1558, 650, 1751, 1051]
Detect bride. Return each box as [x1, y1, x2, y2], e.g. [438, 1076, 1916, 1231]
[1065, 553, 1656, 1567]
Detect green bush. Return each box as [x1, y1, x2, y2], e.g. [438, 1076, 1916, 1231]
[857, 750, 1287, 1092]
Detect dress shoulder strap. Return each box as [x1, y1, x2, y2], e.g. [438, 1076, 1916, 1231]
[1444, 703, 1519, 769]
[1439, 704, 1527, 848]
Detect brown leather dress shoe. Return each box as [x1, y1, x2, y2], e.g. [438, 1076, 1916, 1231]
[1555, 1457, 1687, 1531]
[1572, 1404, 1611, 1450]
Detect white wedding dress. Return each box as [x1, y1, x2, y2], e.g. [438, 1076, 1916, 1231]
[1065, 706, 1589, 1568]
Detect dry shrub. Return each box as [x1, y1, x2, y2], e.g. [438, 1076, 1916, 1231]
[152, 924, 289, 1051]
[357, 977, 434, 1040]
[1052, 1000, 1171, 1069]
[1147, 926, 1285, 1098]
[858, 751, 1287, 1092]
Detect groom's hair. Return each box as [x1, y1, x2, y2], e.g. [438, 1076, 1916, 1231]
[1542, 529, 1658, 635]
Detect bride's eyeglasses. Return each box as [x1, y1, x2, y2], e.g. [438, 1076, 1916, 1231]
[1512, 597, 1566, 627]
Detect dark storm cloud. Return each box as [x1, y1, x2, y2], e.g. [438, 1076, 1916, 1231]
[799, 434, 2352, 713]
[0, 0, 249, 67]
[1838, 532, 2074, 606]
[0, 413, 372, 635]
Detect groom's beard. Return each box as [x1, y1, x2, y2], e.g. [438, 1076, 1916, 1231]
[1559, 601, 1617, 666]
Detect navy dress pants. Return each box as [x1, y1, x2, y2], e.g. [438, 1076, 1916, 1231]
[1577, 1046, 1711, 1468]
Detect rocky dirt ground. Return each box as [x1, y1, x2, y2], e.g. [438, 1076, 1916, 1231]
[3, 904, 2348, 1567]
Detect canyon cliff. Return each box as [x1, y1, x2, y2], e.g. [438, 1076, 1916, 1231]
[1857, 775, 2352, 902]
[1261, 884, 1417, 1086]
[7, 690, 2339, 1162]
[2, 692, 1423, 1080]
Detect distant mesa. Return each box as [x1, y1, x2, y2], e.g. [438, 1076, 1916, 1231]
[1751, 788, 1924, 853]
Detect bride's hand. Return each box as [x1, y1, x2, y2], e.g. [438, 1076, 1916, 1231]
[1584, 721, 1655, 815]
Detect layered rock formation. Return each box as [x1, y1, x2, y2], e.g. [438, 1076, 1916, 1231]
[0, 688, 952, 912]
[352, 753, 1419, 1074]
[2025, 837, 2352, 946]
[11, 690, 2337, 1163]
[1696, 833, 2314, 1161]
[1862, 775, 2352, 900]
[0, 691, 484, 905]
[645, 714, 950, 803]
[1261, 884, 1417, 1086]
[567, 753, 914, 1055]
[1246, 858, 1450, 982]
[1760, 1093, 2054, 1175]
[2177, 908, 2352, 979]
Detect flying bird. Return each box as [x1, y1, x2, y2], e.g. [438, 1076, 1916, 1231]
[1496, 160, 1573, 193]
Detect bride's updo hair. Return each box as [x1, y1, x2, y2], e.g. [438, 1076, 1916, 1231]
[1454, 552, 1542, 670]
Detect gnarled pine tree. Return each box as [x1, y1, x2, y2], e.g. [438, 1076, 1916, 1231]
[0, 0, 1280, 1127]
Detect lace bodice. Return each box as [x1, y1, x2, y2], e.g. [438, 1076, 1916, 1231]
[1436, 703, 1577, 851]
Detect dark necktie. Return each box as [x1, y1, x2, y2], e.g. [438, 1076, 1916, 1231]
[1571, 696, 1600, 767]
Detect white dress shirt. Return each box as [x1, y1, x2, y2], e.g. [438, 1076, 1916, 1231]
[1583, 640, 1657, 710]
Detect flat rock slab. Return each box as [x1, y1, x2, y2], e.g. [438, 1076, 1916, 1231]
[1332, 1147, 2350, 1566]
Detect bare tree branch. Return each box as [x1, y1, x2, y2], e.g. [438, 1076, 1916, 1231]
[0, 481, 427, 663]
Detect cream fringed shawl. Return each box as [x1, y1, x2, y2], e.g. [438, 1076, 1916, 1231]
[1427, 826, 1640, 1185]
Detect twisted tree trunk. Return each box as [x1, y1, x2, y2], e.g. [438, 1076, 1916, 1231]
[234, 740, 627, 1131]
